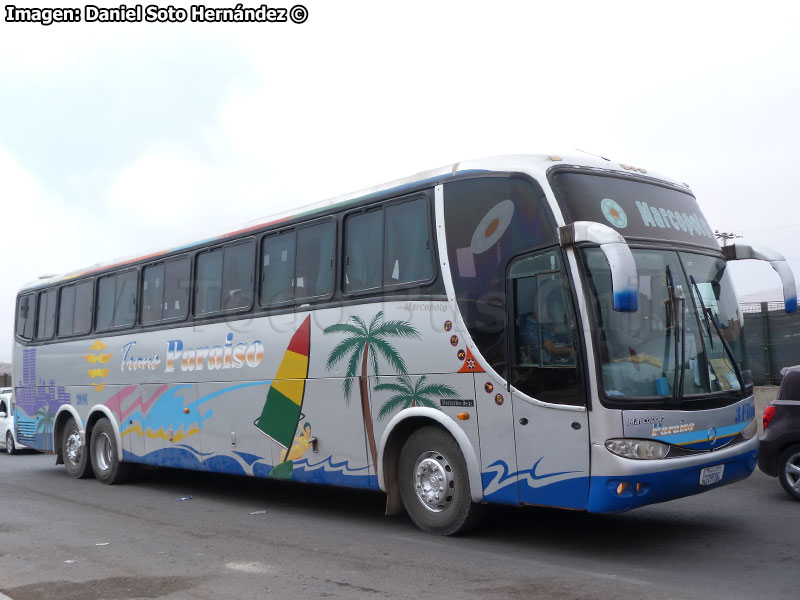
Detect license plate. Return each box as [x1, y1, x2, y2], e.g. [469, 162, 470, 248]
[700, 464, 724, 486]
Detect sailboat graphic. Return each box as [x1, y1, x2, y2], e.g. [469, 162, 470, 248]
[254, 315, 311, 450]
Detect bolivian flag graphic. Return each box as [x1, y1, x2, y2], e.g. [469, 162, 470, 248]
[254, 316, 311, 449]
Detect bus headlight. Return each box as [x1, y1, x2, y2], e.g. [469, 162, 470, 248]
[605, 438, 670, 460]
[741, 419, 758, 440]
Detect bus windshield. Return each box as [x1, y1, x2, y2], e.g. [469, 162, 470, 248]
[581, 247, 752, 401]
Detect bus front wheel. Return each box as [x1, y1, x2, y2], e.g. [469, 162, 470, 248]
[90, 418, 132, 485]
[398, 426, 484, 535]
[62, 417, 93, 479]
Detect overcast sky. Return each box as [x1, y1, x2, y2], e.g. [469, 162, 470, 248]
[1, 0, 799, 362]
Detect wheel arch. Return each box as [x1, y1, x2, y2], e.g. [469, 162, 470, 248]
[378, 408, 483, 509]
[53, 405, 82, 465]
[85, 406, 124, 462]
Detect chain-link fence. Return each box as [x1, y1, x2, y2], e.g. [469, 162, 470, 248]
[742, 301, 800, 385]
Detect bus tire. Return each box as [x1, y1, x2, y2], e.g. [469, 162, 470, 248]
[90, 418, 132, 485]
[398, 426, 485, 535]
[62, 416, 93, 479]
[778, 444, 800, 501]
[6, 432, 15, 455]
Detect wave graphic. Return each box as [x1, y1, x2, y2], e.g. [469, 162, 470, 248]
[293, 455, 370, 476]
[483, 458, 583, 496]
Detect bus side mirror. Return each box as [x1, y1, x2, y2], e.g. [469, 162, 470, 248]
[559, 221, 638, 312]
[723, 244, 798, 313]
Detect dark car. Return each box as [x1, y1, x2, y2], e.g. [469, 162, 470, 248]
[759, 368, 800, 500]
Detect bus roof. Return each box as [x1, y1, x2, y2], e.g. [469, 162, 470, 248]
[19, 153, 687, 292]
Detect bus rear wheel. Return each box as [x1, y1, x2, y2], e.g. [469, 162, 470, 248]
[398, 426, 485, 535]
[90, 418, 132, 485]
[62, 417, 93, 479]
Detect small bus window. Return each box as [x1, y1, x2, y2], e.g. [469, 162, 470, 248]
[385, 198, 432, 285]
[141, 263, 165, 323]
[261, 232, 295, 306]
[73, 280, 93, 335]
[114, 270, 137, 328]
[36, 289, 56, 340]
[58, 285, 76, 336]
[221, 241, 254, 311]
[163, 256, 190, 320]
[16, 294, 34, 340]
[196, 249, 223, 314]
[345, 210, 382, 292]
[296, 221, 334, 300]
[96, 275, 116, 331]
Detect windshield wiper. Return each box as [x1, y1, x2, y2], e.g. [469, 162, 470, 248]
[673, 297, 686, 403]
[689, 275, 714, 349]
[706, 309, 746, 393]
[662, 266, 686, 402]
[688, 276, 713, 392]
[688, 276, 745, 393]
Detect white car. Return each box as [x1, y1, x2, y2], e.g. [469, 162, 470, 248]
[0, 391, 27, 455]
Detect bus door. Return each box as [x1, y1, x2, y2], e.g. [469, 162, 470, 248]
[507, 249, 590, 509]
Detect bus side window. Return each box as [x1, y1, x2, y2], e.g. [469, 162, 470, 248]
[58, 285, 76, 336]
[16, 294, 34, 340]
[296, 221, 334, 300]
[221, 240, 254, 311]
[345, 210, 382, 292]
[72, 280, 93, 335]
[261, 231, 296, 306]
[164, 256, 190, 320]
[195, 249, 223, 315]
[96, 275, 117, 331]
[141, 263, 165, 323]
[36, 289, 56, 340]
[385, 198, 433, 285]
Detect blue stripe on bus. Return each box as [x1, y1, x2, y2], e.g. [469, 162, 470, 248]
[652, 422, 747, 447]
[586, 447, 758, 513]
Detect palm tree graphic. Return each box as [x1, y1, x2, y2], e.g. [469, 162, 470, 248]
[374, 375, 457, 421]
[35, 406, 55, 433]
[324, 311, 419, 467]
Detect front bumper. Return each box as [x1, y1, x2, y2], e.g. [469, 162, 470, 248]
[587, 438, 759, 513]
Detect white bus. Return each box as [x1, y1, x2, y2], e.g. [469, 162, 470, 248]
[13, 154, 797, 534]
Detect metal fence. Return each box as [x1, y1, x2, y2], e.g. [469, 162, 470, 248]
[0, 373, 10, 388]
[742, 301, 800, 385]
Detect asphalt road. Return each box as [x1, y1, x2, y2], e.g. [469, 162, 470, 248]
[0, 450, 795, 600]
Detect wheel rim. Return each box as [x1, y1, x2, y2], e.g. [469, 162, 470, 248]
[95, 432, 113, 472]
[65, 430, 82, 465]
[412, 450, 455, 512]
[785, 451, 800, 493]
